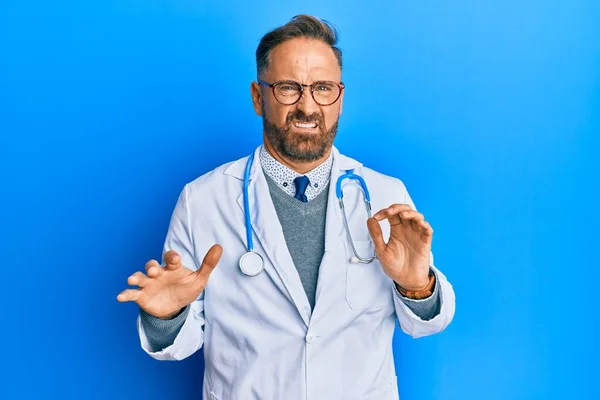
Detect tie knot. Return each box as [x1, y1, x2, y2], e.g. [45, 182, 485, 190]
[293, 176, 310, 202]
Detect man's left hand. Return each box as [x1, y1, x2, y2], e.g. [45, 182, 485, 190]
[367, 204, 432, 291]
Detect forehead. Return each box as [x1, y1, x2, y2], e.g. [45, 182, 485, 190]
[266, 38, 341, 80]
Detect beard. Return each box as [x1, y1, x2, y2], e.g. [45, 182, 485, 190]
[262, 107, 339, 163]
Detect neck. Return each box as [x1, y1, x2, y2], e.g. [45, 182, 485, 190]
[263, 137, 331, 174]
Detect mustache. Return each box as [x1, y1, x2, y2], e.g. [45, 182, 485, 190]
[286, 110, 323, 125]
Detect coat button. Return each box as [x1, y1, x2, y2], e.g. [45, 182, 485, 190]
[305, 333, 316, 343]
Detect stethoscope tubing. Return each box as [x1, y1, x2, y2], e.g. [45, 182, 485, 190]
[240, 152, 376, 276]
[243, 152, 256, 252]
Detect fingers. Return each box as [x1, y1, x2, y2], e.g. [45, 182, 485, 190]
[117, 288, 143, 303]
[195, 244, 223, 282]
[373, 204, 412, 222]
[127, 271, 149, 287]
[398, 210, 425, 231]
[419, 220, 434, 240]
[401, 210, 432, 235]
[145, 259, 163, 278]
[163, 250, 183, 271]
[373, 204, 433, 235]
[118, 262, 156, 303]
[367, 218, 386, 255]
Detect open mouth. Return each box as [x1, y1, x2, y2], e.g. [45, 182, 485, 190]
[292, 121, 318, 129]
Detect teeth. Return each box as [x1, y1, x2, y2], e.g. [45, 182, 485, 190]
[294, 122, 317, 128]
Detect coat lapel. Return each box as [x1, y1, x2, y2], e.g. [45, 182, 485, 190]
[313, 148, 363, 313]
[232, 147, 311, 327]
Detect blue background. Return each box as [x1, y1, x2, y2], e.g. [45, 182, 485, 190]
[1, 1, 598, 399]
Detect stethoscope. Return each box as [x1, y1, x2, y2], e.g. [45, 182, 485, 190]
[239, 152, 377, 277]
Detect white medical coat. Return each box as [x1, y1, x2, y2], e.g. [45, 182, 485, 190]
[137, 146, 456, 400]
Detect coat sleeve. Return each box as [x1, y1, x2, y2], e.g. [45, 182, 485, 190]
[137, 184, 206, 360]
[393, 258, 455, 338]
[392, 184, 456, 338]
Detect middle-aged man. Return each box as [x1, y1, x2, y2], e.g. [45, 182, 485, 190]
[118, 15, 455, 400]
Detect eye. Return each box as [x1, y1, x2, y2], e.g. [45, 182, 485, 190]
[315, 83, 334, 92]
[276, 81, 300, 92]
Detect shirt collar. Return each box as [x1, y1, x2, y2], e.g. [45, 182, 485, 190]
[259, 145, 333, 201]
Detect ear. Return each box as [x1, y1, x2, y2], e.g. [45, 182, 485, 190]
[250, 81, 262, 116]
[338, 88, 344, 116]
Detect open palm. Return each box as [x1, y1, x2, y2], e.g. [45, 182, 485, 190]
[117, 245, 222, 319]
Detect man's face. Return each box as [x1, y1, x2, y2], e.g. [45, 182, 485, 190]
[251, 38, 344, 163]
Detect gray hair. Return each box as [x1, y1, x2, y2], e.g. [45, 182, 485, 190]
[256, 15, 343, 77]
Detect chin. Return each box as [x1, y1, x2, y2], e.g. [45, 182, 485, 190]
[284, 141, 327, 162]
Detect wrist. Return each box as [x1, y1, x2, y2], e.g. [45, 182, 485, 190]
[394, 273, 430, 291]
[158, 307, 185, 320]
[395, 270, 436, 300]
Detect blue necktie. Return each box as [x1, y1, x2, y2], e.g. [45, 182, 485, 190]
[294, 176, 310, 203]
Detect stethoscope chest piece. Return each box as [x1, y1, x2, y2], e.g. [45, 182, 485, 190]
[239, 251, 264, 277]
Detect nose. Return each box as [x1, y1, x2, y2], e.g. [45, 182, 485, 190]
[295, 87, 320, 115]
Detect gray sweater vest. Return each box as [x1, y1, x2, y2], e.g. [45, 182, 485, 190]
[264, 172, 329, 310]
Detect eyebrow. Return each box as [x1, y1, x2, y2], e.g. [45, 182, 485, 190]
[270, 78, 339, 83]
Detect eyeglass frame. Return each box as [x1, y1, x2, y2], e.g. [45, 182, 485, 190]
[257, 79, 345, 106]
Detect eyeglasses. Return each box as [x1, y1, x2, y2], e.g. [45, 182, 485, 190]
[257, 79, 344, 106]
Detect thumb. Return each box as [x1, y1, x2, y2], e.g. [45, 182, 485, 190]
[367, 217, 386, 256]
[195, 244, 223, 282]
